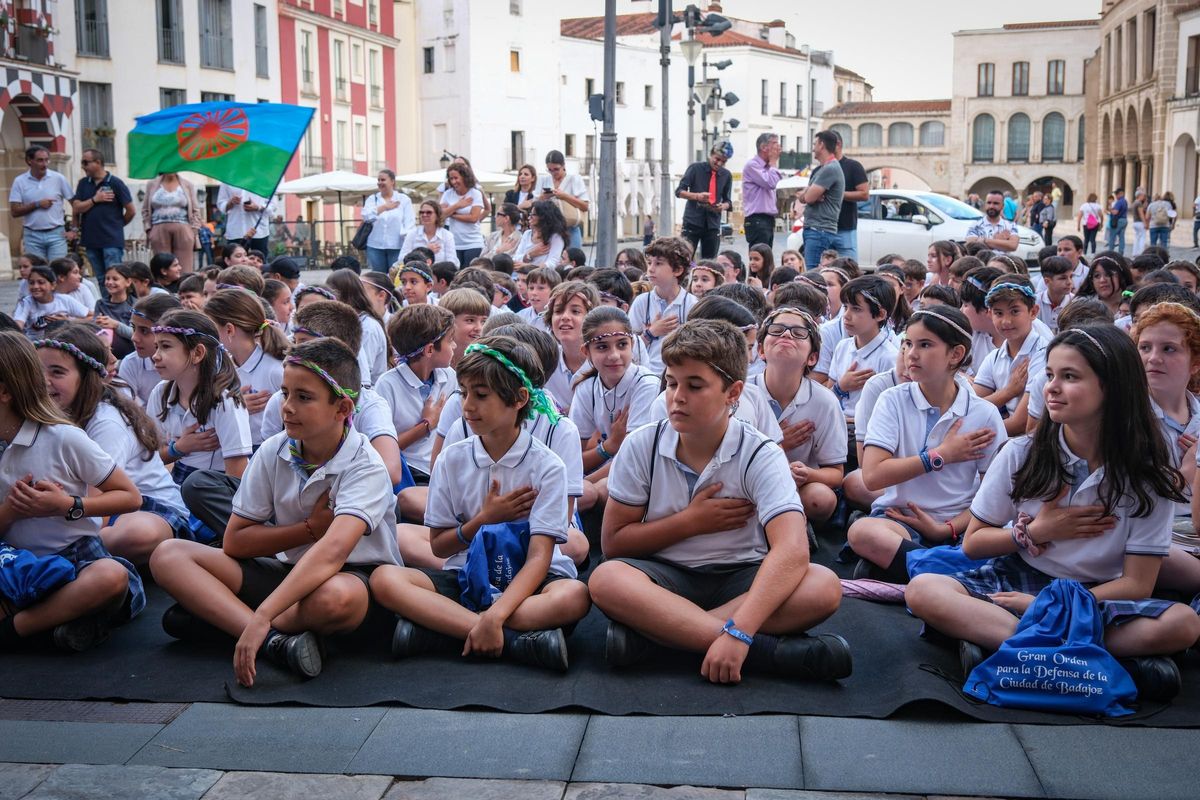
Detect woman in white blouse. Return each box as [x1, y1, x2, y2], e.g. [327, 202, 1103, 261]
[362, 169, 414, 272]
[439, 163, 485, 265]
[504, 164, 539, 212]
[482, 202, 523, 259]
[514, 199, 567, 269]
[539, 150, 590, 250]
[398, 200, 458, 266]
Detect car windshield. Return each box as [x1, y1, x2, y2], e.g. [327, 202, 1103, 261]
[916, 193, 983, 221]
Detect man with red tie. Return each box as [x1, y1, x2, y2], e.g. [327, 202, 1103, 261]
[675, 141, 732, 259]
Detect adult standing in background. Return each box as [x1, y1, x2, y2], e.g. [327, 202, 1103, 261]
[800, 130, 844, 268]
[674, 141, 732, 259]
[217, 182, 274, 258]
[1002, 191, 1018, 222]
[72, 148, 135, 288]
[539, 150, 590, 250]
[833, 132, 869, 261]
[9, 145, 72, 261]
[1146, 193, 1174, 250]
[362, 168, 414, 271]
[1075, 192, 1103, 255]
[440, 161, 486, 265]
[741, 133, 781, 250]
[1130, 187, 1148, 256]
[144, 172, 202, 275]
[505, 164, 539, 212]
[1107, 187, 1128, 254]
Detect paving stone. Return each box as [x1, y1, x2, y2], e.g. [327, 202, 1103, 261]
[0, 763, 58, 799]
[1014, 724, 1196, 800]
[798, 717, 1042, 798]
[0, 721, 162, 765]
[129, 703, 386, 774]
[747, 792, 919, 800]
[572, 716, 802, 790]
[566, 785, 744, 799]
[21, 764, 220, 800]
[349, 710, 587, 781]
[204, 771, 393, 800]
[384, 777, 566, 800]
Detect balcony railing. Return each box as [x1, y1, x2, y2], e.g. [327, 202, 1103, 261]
[1188, 66, 1200, 98]
[255, 44, 268, 78]
[83, 130, 116, 165]
[77, 18, 110, 57]
[200, 33, 233, 70]
[159, 25, 184, 64]
[301, 155, 328, 176]
[370, 85, 382, 107]
[335, 156, 355, 171]
[368, 1, 378, 25]
[335, 78, 348, 102]
[13, 24, 51, 65]
[372, 160, 390, 174]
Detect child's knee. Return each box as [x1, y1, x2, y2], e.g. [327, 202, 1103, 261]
[801, 564, 842, 616]
[564, 528, 590, 564]
[149, 537, 194, 578]
[904, 573, 948, 615]
[553, 579, 593, 618]
[1158, 604, 1200, 652]
[587, 560, 634, 606]
[85, 558, 129, 602]
[301, 576, 367, 624]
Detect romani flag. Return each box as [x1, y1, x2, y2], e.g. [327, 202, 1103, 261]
[128, 102, 314, 198]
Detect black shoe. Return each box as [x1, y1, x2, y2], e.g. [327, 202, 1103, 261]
[506, 628, 569, 672]
[605, 620, 652, 667]
[851, 558, 872, 580]
[51, 615, 110, 652]
[161, 603, 227, 643]
[260, 629, 323, 679]
[390, 616, 460, 659]
[771, 633, 853, 681]
[807, 522, 819, 553]
[1120, 656, 1182, 703]
[959, 640, 986, 678]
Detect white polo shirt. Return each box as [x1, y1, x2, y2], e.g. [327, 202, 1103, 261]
[967, 331, 995, 378]
[1153, 394, 1200, 516]
[442, 410, 584, 500]
[261, 386, 397, 444]
[648, 380, 783, 443]
[972, 329, 1050, 416]
[118, 354, 162, 406]
[828, 328, 900, 421]
[373, 362, 455, 474]
[86, 402, 185, 515]
[358, 313, 388, 388]
[516, 305, 551, 334]
[854, 369, 903, 443]
[544, 349, 581, 414]
[748, 373, 847, 467]
[865, 381, 1007, 520]
[607, 418, 804, 568]
[971, 433, 1174, 583]
[146, 381, 253, 472]
[814, 312, 846, 377]
[231, 429, 402, 567]
[0, 421, 116, 554]
[235, 345, 284, 447]
[628, 288, 697, 374]
[569, 364, 661, 442]
[426, 428, 576, 578]
[1034, 289, 1073, 334]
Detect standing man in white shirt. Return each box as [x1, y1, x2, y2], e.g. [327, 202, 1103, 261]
[9, 146, 73, 261]
[217, 183, 275, 259]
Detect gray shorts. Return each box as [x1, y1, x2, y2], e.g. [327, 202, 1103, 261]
[611, 557, 762, 610]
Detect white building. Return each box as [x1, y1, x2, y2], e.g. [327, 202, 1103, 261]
[59, 0, 281, 231]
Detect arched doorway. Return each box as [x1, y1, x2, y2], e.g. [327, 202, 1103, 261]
[1024, 176, 1075, 217]
[864, 166, 932, 191]
[1172, 133, 1197, 218]
[966, 176, 1017, 199]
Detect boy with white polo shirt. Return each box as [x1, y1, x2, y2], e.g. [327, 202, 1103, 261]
[150, 338, 402, 684]
[628, 237, 698, 374]
[369, 335, 591, 671]
[972, 274, 1049, 437]
[1033, 256, 1075, 334]
[588, 319, 851, 684]
[828, 275, 901, 454]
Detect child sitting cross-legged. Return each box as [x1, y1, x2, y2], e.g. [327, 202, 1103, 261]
[588, 319, 851, 684]
[150, 338, 403, 684]
[369, 335, 591, 671]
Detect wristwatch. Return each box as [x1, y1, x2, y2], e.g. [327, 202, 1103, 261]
[65, 495, 85, 521]
[928, 449, 945, 472]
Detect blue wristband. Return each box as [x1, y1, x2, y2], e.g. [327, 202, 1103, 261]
[596, 441, 612, 461]
[919, 448, 933, 473]
[167, 440, 182, 459]
[722, 619, 754, 646]
[455, 524, 469, 546]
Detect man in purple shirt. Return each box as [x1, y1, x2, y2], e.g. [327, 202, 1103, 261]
[741, 133, 782, 249]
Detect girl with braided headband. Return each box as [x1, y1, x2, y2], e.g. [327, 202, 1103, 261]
[35, 323, 192, 567]
[146, 309, 251, 486]
[369, 334, 590, 671]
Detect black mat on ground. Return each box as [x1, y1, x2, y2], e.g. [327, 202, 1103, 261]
[2, 535, 1199, 726]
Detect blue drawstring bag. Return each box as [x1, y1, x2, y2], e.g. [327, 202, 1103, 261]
[964, 578, 1137, 716]
[907, 545, 990, 579]
[393, 452, 416, 495]
[457, 521, 531, 612]
[0, 543, 77, 609]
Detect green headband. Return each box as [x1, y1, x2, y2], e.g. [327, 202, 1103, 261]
[463, 343, 559, 422]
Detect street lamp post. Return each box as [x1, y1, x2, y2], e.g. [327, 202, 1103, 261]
[596, 0, 618, 268]
[680, 37, 704, 164]
[657, 2, 675, 240]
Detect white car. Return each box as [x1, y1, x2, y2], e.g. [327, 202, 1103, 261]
[854, 190, 1044, 266]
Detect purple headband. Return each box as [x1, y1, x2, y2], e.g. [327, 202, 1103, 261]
[35, 339, 108, 379]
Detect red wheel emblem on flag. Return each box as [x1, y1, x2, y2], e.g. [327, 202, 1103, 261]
[176, 108, 249, 161]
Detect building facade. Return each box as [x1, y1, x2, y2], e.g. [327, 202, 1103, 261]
[825, 100, 953, 193]
[1164, 2, 1200, 211]
[951, 20, 1096, 216]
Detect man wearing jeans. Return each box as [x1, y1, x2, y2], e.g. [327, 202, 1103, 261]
[9, 146, 73, 261]
[1106, 188, 1128, 254]
[741, 133, 781, 250]
[72, 148, 134, 296]
[801, 131, 844, 268]
[833, 134, 869, 261]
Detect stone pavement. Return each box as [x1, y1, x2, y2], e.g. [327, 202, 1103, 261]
[0, 700, 1196, 799]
